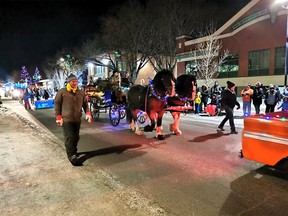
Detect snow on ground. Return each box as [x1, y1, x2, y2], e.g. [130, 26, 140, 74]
[0, 105, 167, 216]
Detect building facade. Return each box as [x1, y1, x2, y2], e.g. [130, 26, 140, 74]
[176, 0, 287, 89]
[87, 52, 156, 86]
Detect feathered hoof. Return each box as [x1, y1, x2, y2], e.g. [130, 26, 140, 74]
[174, 129, 182, 136]
[169, 124, 176, 132]
[130, 126, 135, 132]
[135, 130, 143, 136]
[156, 134, 165, 140]
[144, 125, 154, 132]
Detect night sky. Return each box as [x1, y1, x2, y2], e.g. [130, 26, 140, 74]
[0, 0, 250, 81]
[0, 0, 126, 81]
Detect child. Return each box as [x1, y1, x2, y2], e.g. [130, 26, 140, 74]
[278, 96, 288, 111]
[194, 92, 201, 114]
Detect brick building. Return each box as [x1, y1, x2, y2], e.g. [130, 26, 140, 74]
[176, 0, 287, 89]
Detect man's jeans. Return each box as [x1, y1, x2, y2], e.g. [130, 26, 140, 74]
[243, 101, 251, 116]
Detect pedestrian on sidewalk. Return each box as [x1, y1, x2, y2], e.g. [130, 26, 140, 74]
[277, 96, 288, 111]
[264, 84, 280, 113]
[200, 84, 209, 113]
[241, 83, 253, 116]
[217, 81, 240, 134]
[23, 88, 31, 109]
[194, 92, 201, 115]
[252, 82, 264, 114]
[43, 89, 49, 100]
[54, 73, 92, 166]
[209, 81, 222, 102]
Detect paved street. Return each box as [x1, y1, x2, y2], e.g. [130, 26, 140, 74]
[2, 98, 288, 216]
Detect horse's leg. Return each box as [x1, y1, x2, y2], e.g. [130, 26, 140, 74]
[144, 110, 156, 132]
[155, 111, 165, 140]
[170, 112, 182, 135]
[131, 109, 142, 135]
[130, 117, 135, 131]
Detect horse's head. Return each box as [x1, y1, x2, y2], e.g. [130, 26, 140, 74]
[152, 69, 176, 97]
[175, 74, 197, 101]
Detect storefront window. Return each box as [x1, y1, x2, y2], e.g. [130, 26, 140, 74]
[248, 49, 270, 76]
[274, 46, 285, 75]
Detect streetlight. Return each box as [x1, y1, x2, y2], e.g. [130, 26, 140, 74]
[276, 0, 288, 86]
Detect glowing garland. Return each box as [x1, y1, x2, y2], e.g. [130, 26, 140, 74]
[149, 78, 168, 102]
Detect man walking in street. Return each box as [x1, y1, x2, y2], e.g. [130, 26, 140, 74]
[217, 81, 240, 134]
[54, 73, 92, 166]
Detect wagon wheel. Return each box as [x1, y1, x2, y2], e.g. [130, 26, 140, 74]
[119, 105, 126, 119]
[137, 111, 147, 124]
[109, 104, 120, 126]
[90, 102, 100, 120]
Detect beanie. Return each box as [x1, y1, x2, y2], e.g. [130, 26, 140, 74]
[67, 74, 77, 82]
[112, 70, 119, 75]
[226, 81, 235, 89]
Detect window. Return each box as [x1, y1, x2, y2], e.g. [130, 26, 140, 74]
[218, 54, 239, 78]
[117, 61, 127, 73]
[275, 46, 285, 75]
[248, 49, 270, 76]
[95, 65, 105, 74]
[185, 61, 198, 75]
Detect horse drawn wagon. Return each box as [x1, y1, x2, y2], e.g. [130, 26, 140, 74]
[84, 82, 127, 126]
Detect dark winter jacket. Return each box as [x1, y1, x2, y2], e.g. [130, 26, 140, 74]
[54, 88, 89, 122]
[252, 87, 263, 105]
[221, 88, 240, 109]
[264, 90, 279, 106]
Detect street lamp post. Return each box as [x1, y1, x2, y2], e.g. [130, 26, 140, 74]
[276, 0, 288, 86]
[284, 4, 288, 87]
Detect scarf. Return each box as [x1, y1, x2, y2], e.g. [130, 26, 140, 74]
[66, 83, 77, 93]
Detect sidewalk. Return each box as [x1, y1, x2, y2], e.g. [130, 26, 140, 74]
[0, 99, 168, 216]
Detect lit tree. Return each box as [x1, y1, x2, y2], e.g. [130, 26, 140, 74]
[33, 67, 41, 85]
[20, 66, 32, 85]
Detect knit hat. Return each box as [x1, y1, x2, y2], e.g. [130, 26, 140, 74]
[112, 70, 119, 75]
[67, 74, 77, 82]
[226, 81, 235, 89]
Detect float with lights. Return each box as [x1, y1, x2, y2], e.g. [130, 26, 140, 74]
[241, 111, 288, 167]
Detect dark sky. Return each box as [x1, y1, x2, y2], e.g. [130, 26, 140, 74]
[0, 0, 250, 81]
[0, 0, 126, 81]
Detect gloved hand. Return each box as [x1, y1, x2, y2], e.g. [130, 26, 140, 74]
[86, 112, 92, 123]
[56, 115, 63, 126]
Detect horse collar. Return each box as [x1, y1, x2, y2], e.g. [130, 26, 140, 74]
[149, 80, 168, 102]
[175, 94, 188, 102]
